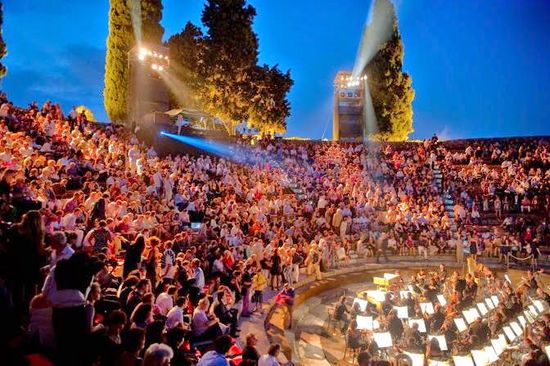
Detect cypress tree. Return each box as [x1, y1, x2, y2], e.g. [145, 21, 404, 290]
[103, 0, 164, 123]
[365, 22, 415, 141]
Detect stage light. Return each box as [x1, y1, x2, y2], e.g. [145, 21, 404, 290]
[151, 64, 159, 70]
[147, 50, 153, 56]
[138, 54, 145, 61]
[164, 55, 169, 60]
[139, 47, 148, 56]
[158, 66, 164, 72]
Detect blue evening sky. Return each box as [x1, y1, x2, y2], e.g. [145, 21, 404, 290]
[2, 1, 549, 139]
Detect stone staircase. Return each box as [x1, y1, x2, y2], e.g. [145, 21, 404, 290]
[433, 161, 457, 231]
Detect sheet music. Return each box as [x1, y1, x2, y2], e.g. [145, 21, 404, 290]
[510, 321, 523, 337]
[454, 317, 468, 332]
[471, 349, 489, 366]
[476, 302, 489, 316]
[503, 326, 516, 342]
[394, 306, 409, 319]
[373, 332, 393, 348]
[437, 294, 447, 306]
[403, 351, 424, 366]
[428, 335, 448, 351]
[420, 302, 435, 315]
[452, 355, 475, 366]
[408, 318, 427, 333]
[484, 345, 499, 363]
[353, 298, 368, 312]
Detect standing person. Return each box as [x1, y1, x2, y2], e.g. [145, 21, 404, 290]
[241, 267, 253, 317]
[258, 344, 281, 366]
[145, 237, 161, 288]
[84, 220, 112, 254]
[123, 235, 146, 278]
[88, 197, 106, 229]
[375, 231, 390, 264]
[160, 241, 176, 283]
[6, 210, 45, 320]
[270, 248, 282, 290]
[454, 233, 464, 265]
[306, 244, 322, 281]
[252, 268, 267, 313]
[290, 248, 302, 284]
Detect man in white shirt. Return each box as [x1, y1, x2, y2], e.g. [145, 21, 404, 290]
[165, 297, 186, 329]
[191, 259, 205, 290]
[156, 286, 177, 316]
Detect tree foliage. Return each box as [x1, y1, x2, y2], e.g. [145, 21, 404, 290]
[364, 23, 415, 141]
[0, 1, 7, 79]
[75, 105, 96, 121]
[104, 0, 164, 123]
[165, 22, 204, 108]
[167, 0, 293, 135]
[247, 64, 293, 134]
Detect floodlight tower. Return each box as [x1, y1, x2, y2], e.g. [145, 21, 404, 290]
[128, 42, 171, 129]
[332, 71, 367, 141]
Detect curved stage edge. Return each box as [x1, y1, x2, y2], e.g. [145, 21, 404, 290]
[264, 259, 549, 366]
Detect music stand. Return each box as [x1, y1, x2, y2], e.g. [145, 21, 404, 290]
[510, 321, 523, 337]
[437, 294, 447, 306]
[503, 326, 516, 342]
[471, 349, 489, 366]
[427, 360, 450, 366]
[394, 306, 409, 319]
[373, 332, 392, 349]
[353, 298, 368, 312]
[408, 318, 427, 333]
[534, 299, 545, 313]
[476, 302, 489, 316]
[356, 315, 379, 331]
[452, 355, 475, 366]
[420, 302, 435, 315]
[491, 295, 499, 307]
[484, 298, 495, 310]
[454, 317, 468, 332]
[403, 351, 424, 366]
[518, 315, 527, 329]
[484, 346, 499, 363]
[428, 335, 448, 351]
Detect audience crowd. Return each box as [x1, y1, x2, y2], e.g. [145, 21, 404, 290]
[0, 94, 547, 366]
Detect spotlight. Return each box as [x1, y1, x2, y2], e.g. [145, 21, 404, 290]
[139, 47, 148, 56]
[147, 50, 153, 56]
[158, 65, 164, 72]
[138, 54, 145, 61]
[151, 64, 158, 70]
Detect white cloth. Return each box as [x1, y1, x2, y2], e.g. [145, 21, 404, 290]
[166, 306, 184, 330]
[155, 292, 174, 316]
[258, 354, 279, 366]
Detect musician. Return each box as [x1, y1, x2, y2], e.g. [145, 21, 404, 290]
[334, 295, 350, 332]
[426, 336, 444, 359]
[403, 322, 424, 352]
[536, 288, 550, 307]
[386, 309, 404, 341]
[438, 264, 448, 283]
[441, 320, 457, 346]
[423, 281, 439, 303]
[426, 304, 445, 333]
[347, 319, 365, 350]
[468, 318, 490, 347]
[381, 293, 394, 316]
[488, 311, 505, 336]
[403, 292, 416, 316]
